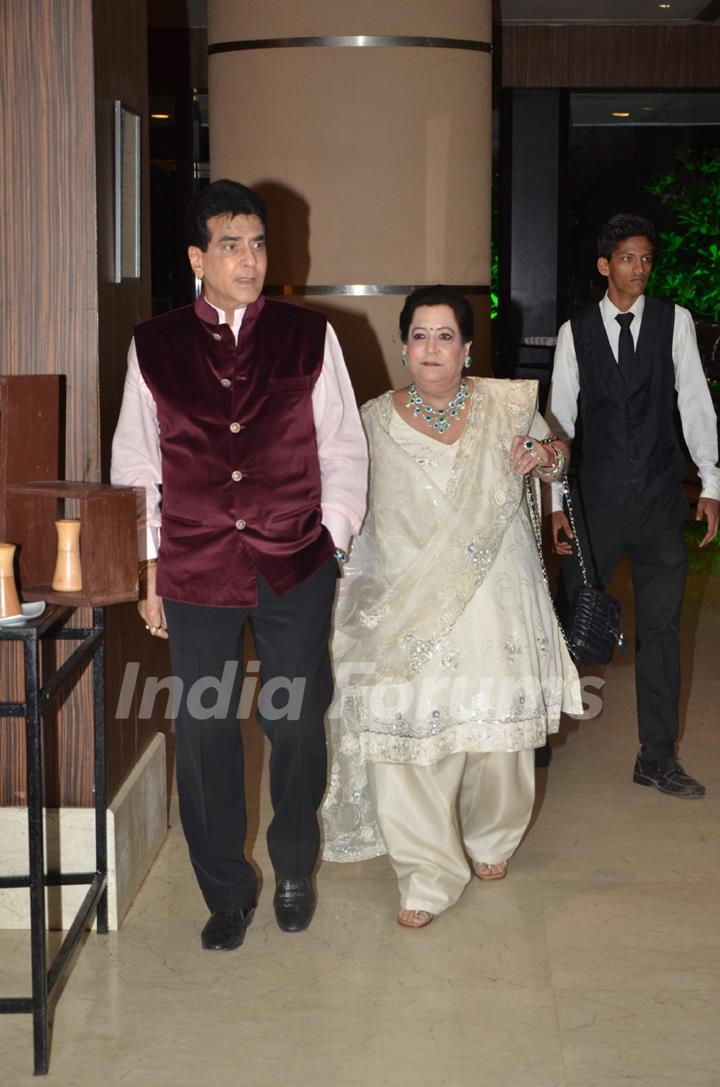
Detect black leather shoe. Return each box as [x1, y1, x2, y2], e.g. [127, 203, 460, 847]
[273, 878, 316, 932]
[535, 742, 552, 768]
[201, 907, 255, 950]
[633, 755, 706, 798]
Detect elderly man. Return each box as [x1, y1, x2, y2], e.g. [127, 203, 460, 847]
[112, 180, 367, 949]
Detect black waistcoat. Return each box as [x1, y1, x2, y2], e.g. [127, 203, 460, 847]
[570, 297, 686, 501]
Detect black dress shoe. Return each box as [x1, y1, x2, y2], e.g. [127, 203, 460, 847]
[273, 878, 316, 932]
[201, 907, 255, 950]
[633, 755, 706, 798]
[535, 742, 552, 768]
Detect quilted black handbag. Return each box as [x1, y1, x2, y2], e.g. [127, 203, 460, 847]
[560, 479, 625, 665]
[525, 476, 625, 665]
[565, 585, 623, 665]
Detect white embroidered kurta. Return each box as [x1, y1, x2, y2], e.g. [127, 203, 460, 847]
[322, 379, 582, 861]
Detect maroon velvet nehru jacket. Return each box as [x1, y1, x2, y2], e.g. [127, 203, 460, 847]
[134, 294, 334, 607]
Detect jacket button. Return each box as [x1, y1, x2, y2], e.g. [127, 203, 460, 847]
[229, 422, 241, 433]
[231, 470, 243, 482]
[212, 332, 222, 341]
[220, 378, 231, 388]
[235, 519, 246, 531]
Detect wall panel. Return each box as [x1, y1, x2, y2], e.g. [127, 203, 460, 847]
[0, 0, 159, 806]
[502, 24, 720, 88]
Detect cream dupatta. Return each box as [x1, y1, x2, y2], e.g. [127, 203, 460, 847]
[331, 379, 537, 683]
[322, 379, 544, 861]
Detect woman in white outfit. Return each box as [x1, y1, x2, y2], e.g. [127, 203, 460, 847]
[322, 286, 582, 927]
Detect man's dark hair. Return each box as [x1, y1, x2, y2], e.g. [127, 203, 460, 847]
[185, 179, 267, 250]
[399, 285, 474, 343]
[597, 214, 656, 260]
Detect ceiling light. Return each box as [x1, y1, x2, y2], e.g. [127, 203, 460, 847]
[612, 112, 631, 118]
[151, 113, 171, 120]
[658, 3, 671, 8]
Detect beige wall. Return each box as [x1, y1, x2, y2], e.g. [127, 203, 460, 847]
[208, 0, 493, 397]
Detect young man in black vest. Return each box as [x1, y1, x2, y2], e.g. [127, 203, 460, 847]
[547, 213, 719, 797]
[112, 180, 368, 949]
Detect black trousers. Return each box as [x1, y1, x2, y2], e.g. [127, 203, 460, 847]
[557, 485, 688, 764]
[164, 558, 338, 912]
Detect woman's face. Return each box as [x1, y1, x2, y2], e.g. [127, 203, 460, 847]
[403, 304, 470, 393]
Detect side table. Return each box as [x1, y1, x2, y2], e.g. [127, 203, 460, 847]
[0, 605, 107, 1075]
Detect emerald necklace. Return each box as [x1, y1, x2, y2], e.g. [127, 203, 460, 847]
[406, 379, 470, 434]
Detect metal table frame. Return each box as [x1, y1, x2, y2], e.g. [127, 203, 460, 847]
[0, 606, 107, 1075]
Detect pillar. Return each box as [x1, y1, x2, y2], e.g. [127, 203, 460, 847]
[207, 0, 493, 401]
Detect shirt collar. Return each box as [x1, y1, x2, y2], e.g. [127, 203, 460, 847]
[203, 296, 246, 337]
[600, 290, 645, 323]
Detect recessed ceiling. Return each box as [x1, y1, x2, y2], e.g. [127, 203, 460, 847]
[500, 0, 713, 22]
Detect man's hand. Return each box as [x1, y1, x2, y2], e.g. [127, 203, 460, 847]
[551, 510, 574, 555]
[696, 496, 720, 548]
[138, 562, 168, 639]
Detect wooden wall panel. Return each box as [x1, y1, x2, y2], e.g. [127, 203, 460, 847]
[0, 0, 98, 478]
[0, 0, 98, 807]
[0, 0, 164, 807]
[502, 24, 720, 88]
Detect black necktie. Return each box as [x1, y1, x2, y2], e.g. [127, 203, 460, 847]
[615, 312, 634, 376]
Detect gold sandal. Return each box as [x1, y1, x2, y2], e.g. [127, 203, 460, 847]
[397, 909, 434, 929]
[473, 860, 508, 881]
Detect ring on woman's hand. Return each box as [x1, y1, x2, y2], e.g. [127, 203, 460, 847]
[523, 439, 534, 451]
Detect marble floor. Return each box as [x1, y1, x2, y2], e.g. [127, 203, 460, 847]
[1, 534, 719, 1086]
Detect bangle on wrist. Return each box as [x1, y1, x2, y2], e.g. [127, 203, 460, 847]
[534, 446, 565, 480]
[138, 559, 157, 575]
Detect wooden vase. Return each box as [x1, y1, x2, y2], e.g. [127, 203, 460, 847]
[52, 519, 82, 592]
[0, 542, 21, 617]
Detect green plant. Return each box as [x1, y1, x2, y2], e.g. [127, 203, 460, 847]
[490, 242, 498, 321]
[645, 149, 720, 321]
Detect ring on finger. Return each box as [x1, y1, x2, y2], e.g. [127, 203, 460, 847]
[523, 439, 534, 451]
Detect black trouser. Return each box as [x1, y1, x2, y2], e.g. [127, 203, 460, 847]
[557, 485, 688, 764]
[164, 558, 338, 912]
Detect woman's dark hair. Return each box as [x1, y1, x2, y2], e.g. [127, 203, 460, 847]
[185, 179, 267, 250]
[597, 214, 655, 260]
[399, 285, 474, 343]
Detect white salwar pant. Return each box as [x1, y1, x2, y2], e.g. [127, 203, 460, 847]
[368, 749, 535, 915]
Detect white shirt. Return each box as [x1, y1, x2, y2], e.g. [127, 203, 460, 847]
[111, 300, 368, 558]
[546, 293, 720, 511]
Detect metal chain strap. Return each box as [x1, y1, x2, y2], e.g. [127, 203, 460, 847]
[560, 478, 592, 589]
[524, 476, 573, 656]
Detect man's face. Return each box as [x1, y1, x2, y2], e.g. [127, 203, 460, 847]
[188, 213, 267, 315]
[597, 235, 653, 306]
